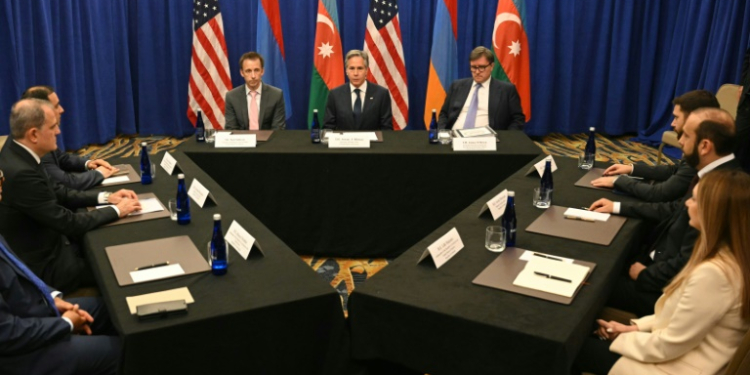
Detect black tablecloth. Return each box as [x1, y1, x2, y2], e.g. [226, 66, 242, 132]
[83, 151, 349, 375]
[182, 130, 542, 257]
[348, 157, 649, 375]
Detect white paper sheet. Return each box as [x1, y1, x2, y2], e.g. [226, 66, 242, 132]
[513, 257, 589, 298]
[563, 208, 610, 222]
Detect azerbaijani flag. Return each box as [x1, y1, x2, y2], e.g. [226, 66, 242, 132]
[308, 0, 344, 125]
[257, 0, 292, 119]
[423, 0, 458, 129]
[492, 0, 531, 121]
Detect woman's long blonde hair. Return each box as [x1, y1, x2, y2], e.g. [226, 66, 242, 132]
[663, 170, 750, 320]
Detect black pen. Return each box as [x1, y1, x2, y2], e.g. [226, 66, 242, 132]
[533, 252, 564, 262]
[135, 262, 170, 271]
[534, 271, 572, 283]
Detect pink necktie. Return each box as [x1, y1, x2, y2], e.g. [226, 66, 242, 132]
[249, 91, 259, 130]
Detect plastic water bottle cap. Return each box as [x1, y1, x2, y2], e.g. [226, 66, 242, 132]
[313, 109, 318, 113]
[177, 173, 185, 179]
[589, 127, 595, 131]
[140, 141, 147, 147]
[432, 109, 436, 113]
[508, 191, 515, 197]
[213, 214, 221, 221]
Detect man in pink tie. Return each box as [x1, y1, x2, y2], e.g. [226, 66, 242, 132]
[224, 52, 286, 130]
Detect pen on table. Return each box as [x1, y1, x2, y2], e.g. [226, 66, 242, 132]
[135, 262, 170, 271]
[564, 215, 595, 222]
[579, 207, 590, 211]
[534, 271, 572, 283]
[532, 252, 564, 262]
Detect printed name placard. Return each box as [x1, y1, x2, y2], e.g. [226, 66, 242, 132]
[160, 152, 179, 175]
[478, 189, 508, 221]
[526, 156, 559, 177]
[215, 132, 257, 148]
[328, 135, 371, 148]
[452, 137, 497, 151]
[225, 220, 264, 259]
[187, 178, 217, 208]
[417, 227, 465, 269]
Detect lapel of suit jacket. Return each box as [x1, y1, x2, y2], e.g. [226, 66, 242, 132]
[258, 83, 269, 128]
[487, 79, 499, 129]
[239, 86, 250, 129]
[344, 84, 357, 129]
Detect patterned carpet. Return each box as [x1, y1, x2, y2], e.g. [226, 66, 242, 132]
[73, 132, 674, 315]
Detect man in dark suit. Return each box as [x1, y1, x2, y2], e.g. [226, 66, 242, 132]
[0, 171, 120, 375]
[323, 49, 393, 131]
[0, 99, 141, 293]
[589, 108, 739, 316]
[224, 52, 286, 130]
[21, 85, 117, 190]
[438, 46, 525, 131]
[590, 90, 719, 202]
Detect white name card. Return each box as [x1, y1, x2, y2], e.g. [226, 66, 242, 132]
[478, 189, 508, 221]
[101, 175, 130, 186]
[417, 227, 465, 269]
[225, 220, 263, 259]
[160, 152, 179, 175]
[328, 135, 371, 148]
[187, 178, 216, 208]
[526, 156, 558, 177]
[452, 137, 497, 151]
[215, 132, 257, 148]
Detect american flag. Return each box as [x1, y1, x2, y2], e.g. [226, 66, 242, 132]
[364, 0, 409, 130]
[187, 0, 232, 130]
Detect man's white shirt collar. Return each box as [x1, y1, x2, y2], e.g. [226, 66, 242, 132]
[245, 82, 263, 96]
[698, 153, 735, 178]
[13, 140, 41, 164]
[350, 81, 368, 94]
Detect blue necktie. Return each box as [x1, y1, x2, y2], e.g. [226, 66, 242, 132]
[0, 241, 59, 316]
[353, 88, 362, 124]
[463, 83, 482, 129]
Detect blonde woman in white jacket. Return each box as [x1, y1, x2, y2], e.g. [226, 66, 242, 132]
[576, 169, 750, 375]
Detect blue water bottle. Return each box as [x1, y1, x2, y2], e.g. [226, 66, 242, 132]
[311, 109, 321, 144]
[139, 142, 152, 185]
[502, 191, 517, 247]
[428, 109, 438, 144]
[581, 127, 596, 169]
[195, 110, 206, 142]
[537, 157, 554, 208]
[176, 173, 191, 225]
[210, 214, 228, 275]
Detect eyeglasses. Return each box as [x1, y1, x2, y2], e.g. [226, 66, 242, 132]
[470, 64, 492, 72]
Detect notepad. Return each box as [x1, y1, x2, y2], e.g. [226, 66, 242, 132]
[96, 197, 164, 216]
[101, 175, 130, 185]
[562, 208, 610, 222]
[513, 257, 590, 298]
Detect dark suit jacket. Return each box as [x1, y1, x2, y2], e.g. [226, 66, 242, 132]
[224, 83, 286, 130]
[620, 158, 740, 292]
[438, 77, 525, 131]
[0, 141, 118, 291]
[323, 82, 393, 131]
[0, 236, 68, 356]
[736, 47, 750, 172]
[614, 160, 696, 202]
[41, 148, 103, 191]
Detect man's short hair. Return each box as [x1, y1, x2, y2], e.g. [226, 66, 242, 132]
[469, 46, 495, 64]
[9, 99, 53, 139]
[345, 50, 369, 69]
[239, 52, 264, 70]
[20, 85, 55, 101]
[673, 90, 720, 115]
[696, 119, 737, 155]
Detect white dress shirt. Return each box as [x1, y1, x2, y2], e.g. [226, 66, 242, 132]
[452, 76, 491, 130]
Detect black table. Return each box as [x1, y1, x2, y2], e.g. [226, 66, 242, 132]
[348, 157, 649, 375]
[181, 130, 542, 257]
[83, 151, 349, 375]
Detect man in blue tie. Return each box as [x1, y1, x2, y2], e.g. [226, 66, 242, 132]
[0, 169, 120, 375]
[438, 46, 525, 131]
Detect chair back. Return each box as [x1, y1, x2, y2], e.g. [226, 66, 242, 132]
[725, 328, 750, 375]
[716, 83, 741, 119]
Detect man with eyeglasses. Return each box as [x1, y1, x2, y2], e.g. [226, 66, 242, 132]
[323, 49, 393, 131]
[438, 46, 525, 131]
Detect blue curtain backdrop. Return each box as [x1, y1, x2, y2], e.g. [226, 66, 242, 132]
[1, 0, 749, 150]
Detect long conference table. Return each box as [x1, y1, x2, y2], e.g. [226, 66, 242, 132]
[81, 131, 646, 374]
